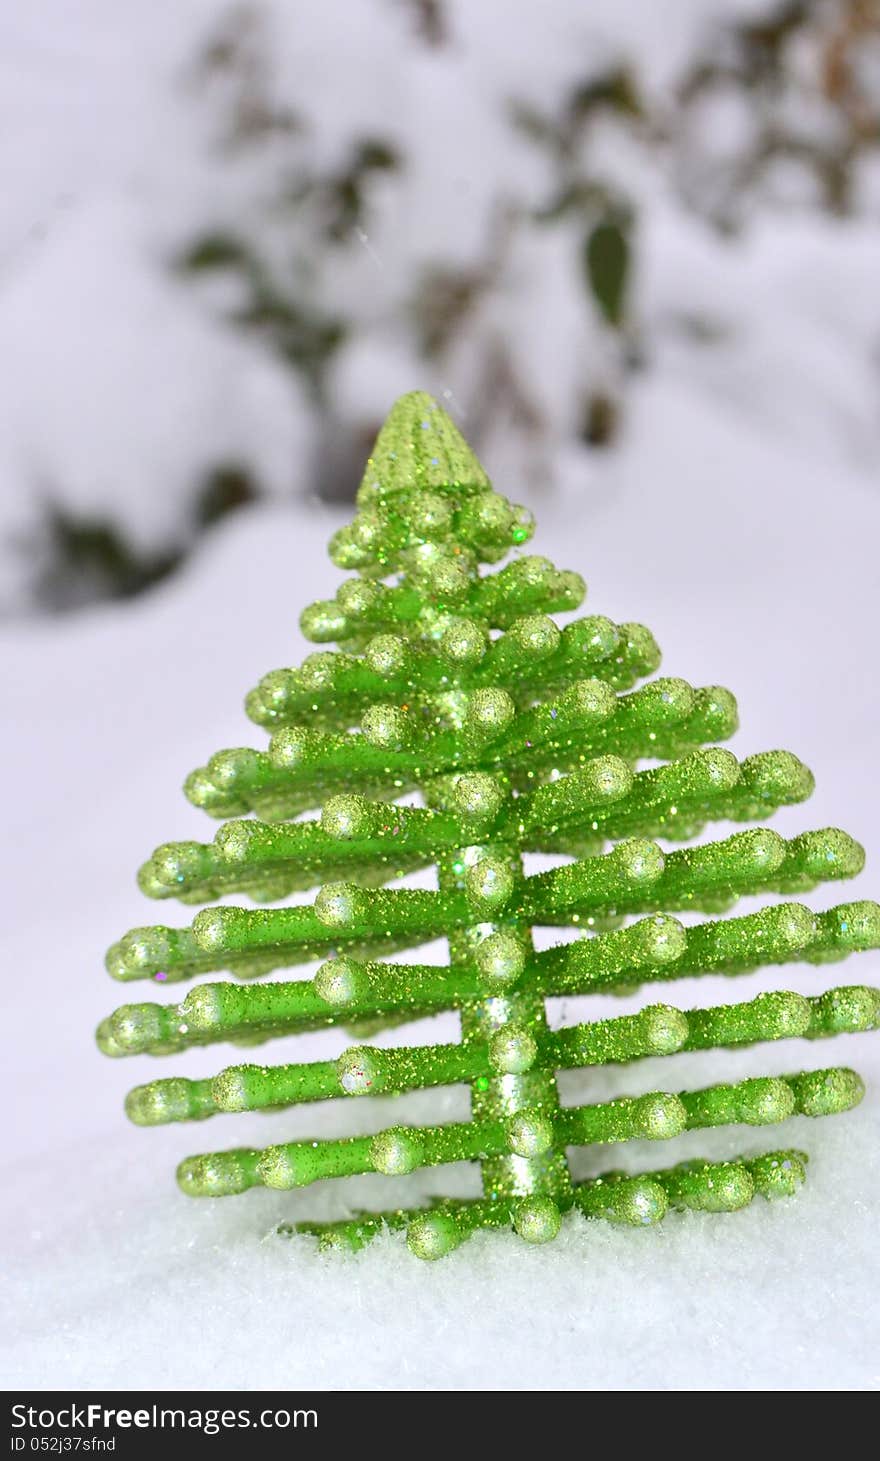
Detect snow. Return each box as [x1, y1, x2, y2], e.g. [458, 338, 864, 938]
[4, 359, 880, 1390]
[3, 1, 878, 603]
[2, 0, 880, 1394]
[0, 199, 311, 561]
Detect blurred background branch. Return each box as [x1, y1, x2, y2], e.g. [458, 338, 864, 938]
[0, 0, 877, 612]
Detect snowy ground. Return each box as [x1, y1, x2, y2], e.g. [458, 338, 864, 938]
[4, 365, 880, 1391]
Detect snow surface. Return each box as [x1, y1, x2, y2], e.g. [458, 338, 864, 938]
[4, 364, 880, 1391]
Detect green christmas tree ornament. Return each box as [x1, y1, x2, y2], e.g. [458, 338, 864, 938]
[99, 392, 880, 1259]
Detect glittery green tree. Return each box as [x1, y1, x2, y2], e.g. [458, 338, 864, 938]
[99, 391, 880, 1259]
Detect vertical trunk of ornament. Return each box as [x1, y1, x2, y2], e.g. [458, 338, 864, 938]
[436, 833, 573, 1209]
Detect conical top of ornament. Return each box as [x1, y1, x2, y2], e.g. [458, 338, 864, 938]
[357, 391, 491, 506]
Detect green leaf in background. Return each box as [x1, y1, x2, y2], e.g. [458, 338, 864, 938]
[584, 215, 631, 327]
[178, 233, 250, 272]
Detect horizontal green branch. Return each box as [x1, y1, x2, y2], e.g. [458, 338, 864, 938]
[138, 782, 506, 902]
[102, 896, 880, 1060]
[245, 613, 658, 736]
[246, 641, 460, 731]
[144, 741, 816, 916]
[299, 578, 425, 645]
[536, 899, 880, 993]
[292, 1148, 808, 1256]
[184, 738, 426, 821]
[516, 748, 812, 848]
[328, 486, 536, 576]
[123, 982, 879, 1124]
[474, 615, 660, 695]
[176, 1066, 861, 1196]
[174, 825, 859, 961]
[507, 680, 738, 768]
[104, 890, 440, 985]
[523, 827, 864, 923]
[145, 739, 808, 909]
[245, 671, 736, 818]
[468, 556, 586, 628]
[299, 557, 586, 651]
[97, 978, 336, 1059]
[186, 711, 522, 820]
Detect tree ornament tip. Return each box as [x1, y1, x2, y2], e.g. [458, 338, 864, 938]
[357, 390, 491, 505]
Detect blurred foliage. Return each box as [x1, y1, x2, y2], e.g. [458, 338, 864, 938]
[180, 231, 347, 395]
[177, 131, 402, 395]
[32, 466, 261, 612]
[412, 262, 489, 359]
[25, 0, 880, 611]
[674, 0, 880, 222]
[583, 216, 632, 328]
[182, 0, 875, 372]
[580, 390, 621, 449]
[196, 464, 262, 527]
[397, 0, 450, 47]
[31, 509, 183, 612]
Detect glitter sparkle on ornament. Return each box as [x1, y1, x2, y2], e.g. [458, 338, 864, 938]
[98, 391, 880, 1260]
